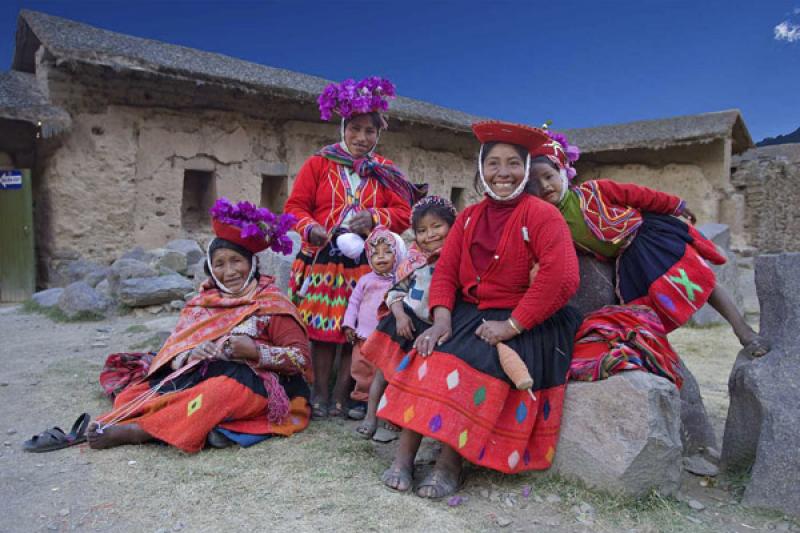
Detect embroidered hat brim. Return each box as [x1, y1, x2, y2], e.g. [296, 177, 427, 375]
[472, 121, 552, 153]
[212, 219, 269, 254]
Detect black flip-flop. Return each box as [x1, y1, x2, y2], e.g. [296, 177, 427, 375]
[23, 413, 90, 453]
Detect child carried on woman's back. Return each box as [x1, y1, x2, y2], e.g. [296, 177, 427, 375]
[356, 196, 458, 440]
[342, 226, 406, 420]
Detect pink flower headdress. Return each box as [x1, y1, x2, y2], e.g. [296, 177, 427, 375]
[318, 76, 396, 125]
[532, 123, 581, 181]
[209, 198, 296, 255]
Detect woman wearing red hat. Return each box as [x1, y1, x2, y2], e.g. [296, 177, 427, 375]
[83, 199, 313, 453]
[367, 121, 582, 498]
[284, 77, 425, 419]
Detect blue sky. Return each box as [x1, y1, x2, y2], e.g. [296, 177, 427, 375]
[1, 0, 798, 141]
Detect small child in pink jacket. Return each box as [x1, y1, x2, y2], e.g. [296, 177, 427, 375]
[342, 226, 406, 418]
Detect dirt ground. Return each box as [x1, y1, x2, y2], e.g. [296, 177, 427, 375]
[0, 305, 796, 533]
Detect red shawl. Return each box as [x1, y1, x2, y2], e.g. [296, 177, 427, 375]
[147, 277, 307, 380]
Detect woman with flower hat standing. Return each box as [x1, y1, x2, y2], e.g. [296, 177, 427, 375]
[370, 121, 581, 498]
[81, 200, 312, 452]
[285, 77, 425, 419]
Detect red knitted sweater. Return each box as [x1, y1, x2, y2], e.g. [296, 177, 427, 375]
[428, 195, 579, 330]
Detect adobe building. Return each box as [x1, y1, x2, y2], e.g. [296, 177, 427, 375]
[0, 10, 755, 300]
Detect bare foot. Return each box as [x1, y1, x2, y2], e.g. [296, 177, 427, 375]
[355, 416, 377, 439]
[416, 445, 462, 499]
[740, 334, 771, 358]
[381, 459, 413, 492]
[87, 422, 151, 450]
[416, 467, 462, 499]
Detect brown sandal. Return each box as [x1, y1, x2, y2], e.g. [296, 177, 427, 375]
[415, 468, 463, 499]
[311, 401, 329, 420]
[328, 401, 345, 418]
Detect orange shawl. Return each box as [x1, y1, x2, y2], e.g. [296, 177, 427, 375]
[147, 276, 306, 378]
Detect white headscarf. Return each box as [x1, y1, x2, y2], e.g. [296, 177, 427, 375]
[478, 143, 531, 202]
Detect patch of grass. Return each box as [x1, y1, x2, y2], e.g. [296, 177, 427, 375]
[723, 463, 753, 499]
[22, 299, 104, 322]
[125, 324, 149, 334]
[497, 472, 698, 532]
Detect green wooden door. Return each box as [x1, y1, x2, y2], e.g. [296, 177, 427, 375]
[0, 169, 35, 302]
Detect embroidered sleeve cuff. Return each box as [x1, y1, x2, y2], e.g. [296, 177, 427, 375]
[673, 199, 686, 216]
[256, 344, 306, 373]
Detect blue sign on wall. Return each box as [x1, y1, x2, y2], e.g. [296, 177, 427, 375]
[0, 170, 23, 190]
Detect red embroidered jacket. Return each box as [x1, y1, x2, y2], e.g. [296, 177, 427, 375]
[428, 195, 579, 330]
[574, 179, 685, 244]
[285, 155, 411, 250]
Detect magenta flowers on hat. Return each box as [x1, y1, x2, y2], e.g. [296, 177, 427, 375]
[210, 198, 297, 255]
[318, 76, 397, 122]
[545, 131, 581, 165]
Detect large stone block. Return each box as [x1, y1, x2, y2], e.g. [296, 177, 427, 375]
[553, 372, 682, 497]
[50, 258, 108, 288]
[57, 281, 111, 320]
[148, 248, 188, 275]
[566, 256, 715, 459]
[31, 288, 64, 309]
[117, 275, 195, 307]
[755, 252, 800, 348]
[166, 239, 204, 266]
[257, 232, 301, 294]
[678, 360, 717, 456]
[721, 253, 800, 517]
[108, 258, 158, 294]
[568, 255, 617, 317]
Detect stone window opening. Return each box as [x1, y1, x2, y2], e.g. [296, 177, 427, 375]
[450, 186, 466, 212]
[181, 169, 216, 231]
[261, 174, 289, 214]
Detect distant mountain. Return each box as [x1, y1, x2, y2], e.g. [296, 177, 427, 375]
[757, 127, 800, 147]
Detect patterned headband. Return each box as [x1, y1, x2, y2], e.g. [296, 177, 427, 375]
[409, 195, 457, 226]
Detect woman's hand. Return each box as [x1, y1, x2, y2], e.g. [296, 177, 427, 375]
[414, 308, 452, 357]
[308, 225, 328, 247]
[475, 320, 517, 346]
[226, 335, 259, 362]
[189, 341, 220, 362]
[680, 206, 697, 225]
[413, 322, 451, 357]
[348, 211, 375, 237]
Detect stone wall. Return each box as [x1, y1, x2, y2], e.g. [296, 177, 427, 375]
[33, 61, 479, 285]
[731, 144, 800, 253]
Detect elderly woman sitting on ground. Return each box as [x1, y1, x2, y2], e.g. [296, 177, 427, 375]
[86, 199, 312, 452]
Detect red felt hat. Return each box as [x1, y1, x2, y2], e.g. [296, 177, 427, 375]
[212, 219, 269, 254]
[472, 121, 552, 153]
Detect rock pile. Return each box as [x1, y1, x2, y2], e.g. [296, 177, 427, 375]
[556, 253, 722, 496]
[553, 372, 682, 497]
[30, 239, 205, 319]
